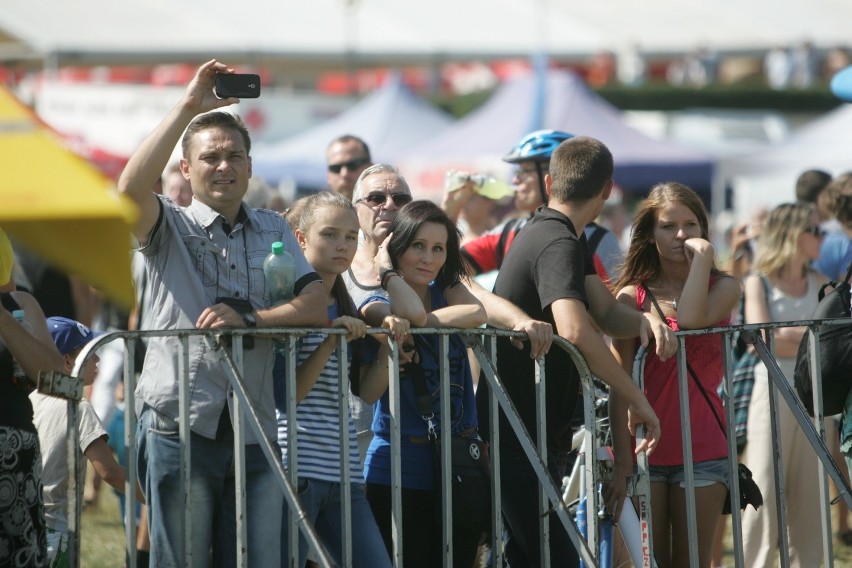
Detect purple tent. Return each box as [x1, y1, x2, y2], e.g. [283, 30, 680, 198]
[397, 70, 715, 200]
[252, 73, 452, 189]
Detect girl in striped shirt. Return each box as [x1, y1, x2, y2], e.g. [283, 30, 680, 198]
[276, 191, 406, 567]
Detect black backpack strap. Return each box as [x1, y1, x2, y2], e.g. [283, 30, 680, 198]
[494, 219, 518, 270]
[0, 293, 23, 378]
[585, 222, 607, 255]
[1, 292, 21, 313]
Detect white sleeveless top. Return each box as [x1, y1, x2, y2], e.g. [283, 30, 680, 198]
[761, 272, 821, 377]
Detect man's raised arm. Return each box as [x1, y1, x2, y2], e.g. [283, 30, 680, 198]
[118, 59, 239, 244]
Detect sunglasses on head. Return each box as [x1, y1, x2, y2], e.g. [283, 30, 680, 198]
[357, 192, 413, 207]
[327, 157, 370, 174]
[802, 226, 826, 237]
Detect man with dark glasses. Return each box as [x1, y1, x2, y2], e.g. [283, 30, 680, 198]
[326, 134, 373, 201]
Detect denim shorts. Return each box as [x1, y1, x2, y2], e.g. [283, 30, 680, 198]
[648, 458, 730, 489]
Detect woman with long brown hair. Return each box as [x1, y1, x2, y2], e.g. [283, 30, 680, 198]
[611, 183, 741, 568]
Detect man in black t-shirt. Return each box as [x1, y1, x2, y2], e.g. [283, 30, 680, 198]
[484, 136, 673, 567]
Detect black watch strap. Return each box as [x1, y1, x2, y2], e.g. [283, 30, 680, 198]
[242, 312, 257, 328]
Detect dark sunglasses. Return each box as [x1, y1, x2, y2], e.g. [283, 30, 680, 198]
[327, 157, 370, 174]
[357, 192, 412, 208]
[803, 226, 826, 238]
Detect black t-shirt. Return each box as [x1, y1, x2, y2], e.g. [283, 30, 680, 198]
[0, 293, 36, 432]
[479, 206, 596, 451]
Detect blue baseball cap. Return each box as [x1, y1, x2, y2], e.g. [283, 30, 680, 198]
[46, 316, 103, 355]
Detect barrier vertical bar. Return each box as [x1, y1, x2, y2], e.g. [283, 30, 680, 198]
[485, 335, 503, 568]
[632, 349, 654, 568]
[580, 371, 597, 564]
[125, 338, 138, 568]
[231, 335, 247, 568]
[285, 333, 300, 568]
[67, 398, 80, 568]
[720, 332, 745, 567]
[337, 336, 353, 568]
[534, 355, 550, 567]
[763, 331, 791, 568]
[178, 335, 192, 567]
[807, 327, 834, 567]
[439, 334, 453, 567]
[675, 338, 699, 567]
[388, 339, 404, 568]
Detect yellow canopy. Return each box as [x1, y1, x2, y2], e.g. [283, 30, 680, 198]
[1, 87, 138, 309]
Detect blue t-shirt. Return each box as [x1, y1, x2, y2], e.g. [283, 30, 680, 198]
[364, 283, 478, 491]
[816, 232, 852, 281]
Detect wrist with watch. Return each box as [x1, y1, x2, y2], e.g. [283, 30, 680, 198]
[241, 311, 257, 328]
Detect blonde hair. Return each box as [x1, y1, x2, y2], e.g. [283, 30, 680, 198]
[753, 202, 814, 277]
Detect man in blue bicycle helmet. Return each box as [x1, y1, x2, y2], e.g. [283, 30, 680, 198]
[461, 130, 623, 283]
[502, 129, 571, 207]
[461, 130, 571, 275]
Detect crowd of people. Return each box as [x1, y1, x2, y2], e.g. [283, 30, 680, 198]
[2, 58, 852, 568]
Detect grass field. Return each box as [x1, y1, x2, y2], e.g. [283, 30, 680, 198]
[80, 490, 128, 567]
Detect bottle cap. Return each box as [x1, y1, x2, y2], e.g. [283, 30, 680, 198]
[443, 171, 469, 193]
[271, 242, 284, 255]
[12, 309, 25, 322]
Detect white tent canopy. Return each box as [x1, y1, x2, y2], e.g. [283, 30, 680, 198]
[720, 103, 852, 219]
[251, 73, 452, 188]
[2, 0, 850, 68]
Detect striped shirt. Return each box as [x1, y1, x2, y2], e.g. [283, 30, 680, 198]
[276, 303, 364, 483]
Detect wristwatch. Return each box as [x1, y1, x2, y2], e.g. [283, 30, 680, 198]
[241, 312, 257, 328]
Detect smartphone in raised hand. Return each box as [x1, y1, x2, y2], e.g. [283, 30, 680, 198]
[214, 73, 261, 99]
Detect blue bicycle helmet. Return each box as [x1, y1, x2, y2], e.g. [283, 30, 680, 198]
[503, 129, 574, 205]
[502, 129, 574, 164]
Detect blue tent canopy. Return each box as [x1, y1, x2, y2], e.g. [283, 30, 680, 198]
[252, 74, 452, 189]
[401, 70, 715, 196]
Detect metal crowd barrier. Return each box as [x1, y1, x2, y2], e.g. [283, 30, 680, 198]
[49, 325, 625, 568]
[632, 317, 852, 568]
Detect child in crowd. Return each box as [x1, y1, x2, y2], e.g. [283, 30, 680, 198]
[30, 316, 144, 566]
[276, 191, 400, 567]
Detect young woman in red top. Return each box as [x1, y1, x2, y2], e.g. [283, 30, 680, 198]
[611, 183, 741, 568]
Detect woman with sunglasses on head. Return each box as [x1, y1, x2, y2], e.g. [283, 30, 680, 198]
[610, 183, 741, 568]
[356, 200, 487, 568]
[741, 202, 830, 568]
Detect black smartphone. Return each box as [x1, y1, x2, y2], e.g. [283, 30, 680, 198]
[214, 73, 261, 99]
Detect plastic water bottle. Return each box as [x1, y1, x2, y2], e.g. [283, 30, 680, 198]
[263, 242, 295, 355]
[263, 241, 295, 306]
[469, 174, 514, 200]
[11, 310, 30, 382]
[444, 171, 514, 200]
